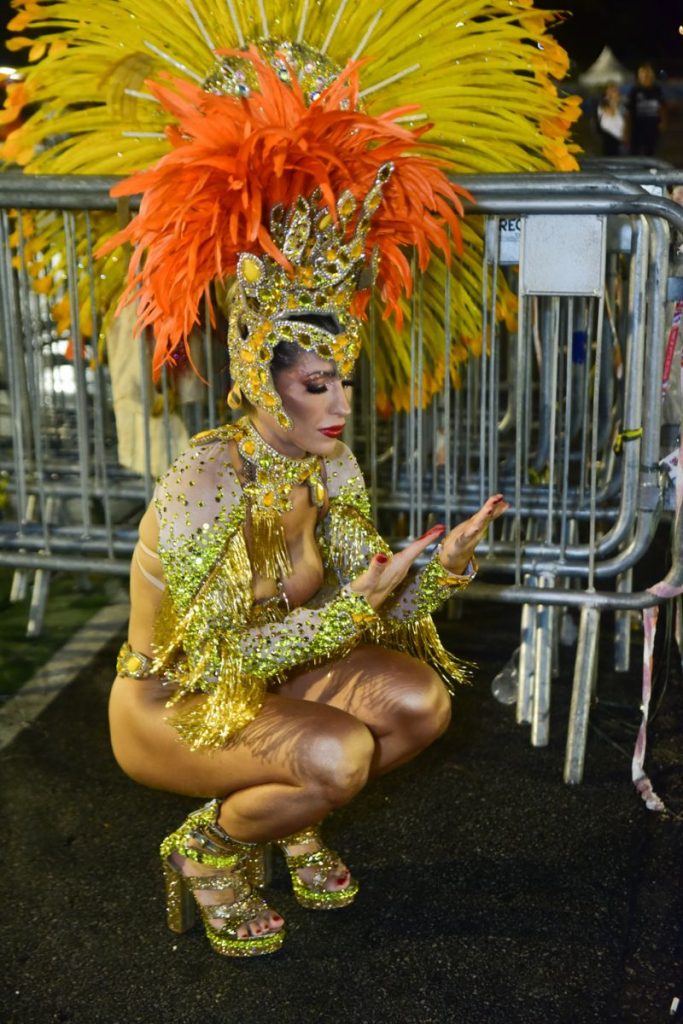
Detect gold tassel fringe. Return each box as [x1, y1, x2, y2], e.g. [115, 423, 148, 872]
[328, 502, 388, 578]
[364, 614, 473, 694]
[150, 525, 269, 749]
[250, 508, 293, 580]
[168, 673, 265, 751]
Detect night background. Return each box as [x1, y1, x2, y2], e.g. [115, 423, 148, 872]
[540, 0, 683, 76]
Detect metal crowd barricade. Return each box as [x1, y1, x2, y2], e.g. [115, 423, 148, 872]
[0, 175, 222, 633]
[1, 171, 682, 782]
[353, 178, 683, 783]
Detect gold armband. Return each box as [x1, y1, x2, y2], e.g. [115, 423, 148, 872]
[116, 642, 157, 679]
[436, 552, 478, 587]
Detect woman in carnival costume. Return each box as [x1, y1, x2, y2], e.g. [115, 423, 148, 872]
[3, 0, 577, 957]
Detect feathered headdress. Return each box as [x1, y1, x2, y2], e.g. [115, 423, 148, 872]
[98, 48, 468, 423]
[2, 0, 581, 412]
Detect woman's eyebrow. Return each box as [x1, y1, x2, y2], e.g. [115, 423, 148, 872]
[302, 369, 337, 381]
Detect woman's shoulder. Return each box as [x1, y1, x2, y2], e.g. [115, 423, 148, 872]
[157, 426, 238, 484]
[154, 426, 243, 533]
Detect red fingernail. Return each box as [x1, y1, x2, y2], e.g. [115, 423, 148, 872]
[420, 524, 445, 539]
[272, 914, 283, 922]
[376, 553, 389, 564]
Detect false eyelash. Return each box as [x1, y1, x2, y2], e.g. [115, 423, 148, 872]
[306, 379, 355, 394]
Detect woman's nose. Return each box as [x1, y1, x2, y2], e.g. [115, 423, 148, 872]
[331, 381, 352, 415]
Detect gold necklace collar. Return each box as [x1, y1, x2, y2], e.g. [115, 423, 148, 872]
[234, 417, 326, 580]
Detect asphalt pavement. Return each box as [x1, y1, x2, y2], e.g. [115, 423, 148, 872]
[1, 597, 681, 1024]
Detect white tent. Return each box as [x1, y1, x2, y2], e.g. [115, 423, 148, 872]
[578, 46, 633, 87]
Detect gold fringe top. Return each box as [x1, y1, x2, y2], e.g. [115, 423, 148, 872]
[149, 425, 474, 749]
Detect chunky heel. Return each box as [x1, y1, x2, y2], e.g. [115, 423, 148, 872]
[244, 846, 269, 889]
[162, 862, 196, 934]
[159, 800, 285, 957]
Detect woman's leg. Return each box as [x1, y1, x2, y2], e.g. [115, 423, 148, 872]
[109, 677, 375, 935]
[279, 644, 452, 776]
[109, 678, 375, 839]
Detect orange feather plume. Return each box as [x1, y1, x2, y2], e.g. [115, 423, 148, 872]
[98, 48, 470, 375]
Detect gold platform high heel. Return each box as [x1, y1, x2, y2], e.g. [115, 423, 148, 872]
[274, 825, 359, 910]
[160, 800, 284, 958]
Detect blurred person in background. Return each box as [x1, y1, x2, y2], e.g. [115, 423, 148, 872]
[627, 62, 667, 157]
[596, 81, 626, 156]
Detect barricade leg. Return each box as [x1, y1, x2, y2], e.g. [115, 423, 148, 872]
[531, 574, 555, 747]
[516, 577, 536, 724]
[614, 569, 633, 672]
[9, 494, 37, 603]
[564, 605, 601, 784]
[26, 567, 51, 638]
[25, 497, 59, 638]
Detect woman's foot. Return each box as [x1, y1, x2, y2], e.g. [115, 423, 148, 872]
[275, 826, 359, 909]
[169, 847, 285, 939]
[282, 834, 352, 894]
[160, 801, 285, 957]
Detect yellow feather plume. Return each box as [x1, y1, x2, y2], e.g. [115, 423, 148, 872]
[3, 0, 580, 409]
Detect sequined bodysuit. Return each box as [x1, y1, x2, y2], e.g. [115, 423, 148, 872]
[146, 423, 473, 750]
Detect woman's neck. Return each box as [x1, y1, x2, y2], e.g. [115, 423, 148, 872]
[248, 414, 306, 460]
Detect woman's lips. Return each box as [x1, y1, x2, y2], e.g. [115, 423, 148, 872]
[319, 426, 344, 437]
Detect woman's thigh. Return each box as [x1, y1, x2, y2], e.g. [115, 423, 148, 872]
[279, 644, 451, 735]
[108, 675, 371, 799]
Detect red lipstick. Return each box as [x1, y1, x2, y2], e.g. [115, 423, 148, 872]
[319, 426, 344, 438]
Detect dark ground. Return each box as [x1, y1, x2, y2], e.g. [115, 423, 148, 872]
[0, 571, 122, 699]
[0, 597, 681, 1024]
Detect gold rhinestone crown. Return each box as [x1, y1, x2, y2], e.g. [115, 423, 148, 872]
[204, 39, 340, 104]
[228, 163, 392, 428]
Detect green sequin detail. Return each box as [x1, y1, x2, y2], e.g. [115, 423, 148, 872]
[157, 502, 247, 614]
[401, 549, 474, 618]
[240, 589, 375, 679]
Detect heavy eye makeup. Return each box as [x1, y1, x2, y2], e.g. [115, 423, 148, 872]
[304, 374, 355, 394]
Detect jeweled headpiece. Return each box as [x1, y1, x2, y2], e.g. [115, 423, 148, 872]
[229, 167, 390, 427]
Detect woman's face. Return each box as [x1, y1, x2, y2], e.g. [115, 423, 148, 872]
[638, 65, 655, 88]
[250, 349, 353, 457]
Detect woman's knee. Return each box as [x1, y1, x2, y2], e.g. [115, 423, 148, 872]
[302, 715, 375, 807]
[390, 659, 452, 741]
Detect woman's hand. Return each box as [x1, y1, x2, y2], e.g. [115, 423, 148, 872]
[438, 494, 508, 575]
[351, 495, 508, 611]
[350, 524, 447, 611]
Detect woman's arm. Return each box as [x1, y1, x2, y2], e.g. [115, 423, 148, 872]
[237, 587, 377, 679]
[127, 502, 167, 656]
[322, 451, 485, 623]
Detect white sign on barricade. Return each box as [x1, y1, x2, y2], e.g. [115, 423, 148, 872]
[520, 214, 607, 297]
[498, 216, 521, 264]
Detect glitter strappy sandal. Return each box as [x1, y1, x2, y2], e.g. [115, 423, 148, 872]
[274, 825, 359, 910]
[160, 800, 284, 958]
